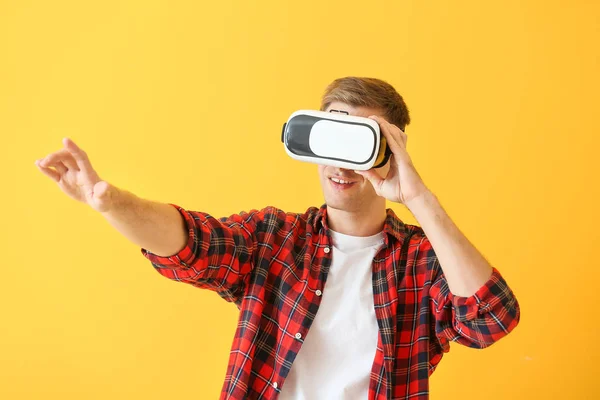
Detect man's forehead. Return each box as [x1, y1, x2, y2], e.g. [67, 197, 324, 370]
[326, 102, 383, 118]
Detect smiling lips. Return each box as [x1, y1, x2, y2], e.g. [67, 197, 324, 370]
[329, 176, 358, 190]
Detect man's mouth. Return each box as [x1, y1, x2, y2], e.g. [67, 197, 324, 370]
[329, 177, 357, 190]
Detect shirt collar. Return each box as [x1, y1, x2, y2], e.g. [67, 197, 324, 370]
[313, 203, 409, 246]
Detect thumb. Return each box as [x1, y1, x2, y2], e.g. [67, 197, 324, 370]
[354, 169, 384, 194]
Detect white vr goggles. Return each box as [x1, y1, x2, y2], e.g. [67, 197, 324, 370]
[281, 109, 392, 171]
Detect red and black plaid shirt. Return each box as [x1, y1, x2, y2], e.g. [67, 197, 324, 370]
[142, 203, 520, 399]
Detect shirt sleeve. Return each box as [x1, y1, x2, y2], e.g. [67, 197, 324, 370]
[141, 203, 267, 305]
[427, 244, 521, 349]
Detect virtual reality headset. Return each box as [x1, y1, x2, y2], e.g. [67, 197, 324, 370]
[281, 109, 392, 171]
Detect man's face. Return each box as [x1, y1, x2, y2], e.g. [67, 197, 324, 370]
[318, 101, 392, 212]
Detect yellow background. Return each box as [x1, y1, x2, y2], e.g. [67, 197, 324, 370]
[1, 0, 599, 398]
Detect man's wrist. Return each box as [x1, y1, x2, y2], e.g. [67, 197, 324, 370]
[405, 188, 437, 214]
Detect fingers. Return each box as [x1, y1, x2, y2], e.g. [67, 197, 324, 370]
[354, 169, 384, 195]
[369, 115, 407, 150]
[35, 160, 61, 182]
[38, 148, 79, 171]
[54, 161, 68, 175]
[35, 138, 84, 183]
[63, 137, 93, 172]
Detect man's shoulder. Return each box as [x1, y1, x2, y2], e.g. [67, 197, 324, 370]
[383, 208, 428, 245]
[247, 204, 321, 217]
[238, 204, 323, 230]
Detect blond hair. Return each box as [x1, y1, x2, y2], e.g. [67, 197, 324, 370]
[320, 77, 411, 130]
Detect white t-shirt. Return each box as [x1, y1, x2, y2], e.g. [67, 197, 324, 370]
[278, 229, 385, 400]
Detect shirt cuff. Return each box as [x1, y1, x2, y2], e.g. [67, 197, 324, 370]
[140, 203, 200, 268]
[450, 267, 515, 322]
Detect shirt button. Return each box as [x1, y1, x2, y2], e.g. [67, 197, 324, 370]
[295, 332, 302, 340]
[315, 290, 322, 296]
[273, 382, 278, 389]
[323, 247, 330, 253]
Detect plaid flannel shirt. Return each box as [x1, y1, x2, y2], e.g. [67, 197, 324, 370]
[142, 203, 520, 399]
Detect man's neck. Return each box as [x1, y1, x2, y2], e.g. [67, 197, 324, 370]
[326, 202, 387, 237]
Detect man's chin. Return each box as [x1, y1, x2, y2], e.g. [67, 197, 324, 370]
[324, 196, 361, 212]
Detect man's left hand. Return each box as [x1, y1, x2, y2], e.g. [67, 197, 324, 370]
[354, 115, 430, 205]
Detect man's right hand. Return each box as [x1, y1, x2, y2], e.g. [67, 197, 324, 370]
[35, 137, 114, 213]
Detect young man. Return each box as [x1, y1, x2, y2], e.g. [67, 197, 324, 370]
[35, 77, 520, 400]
